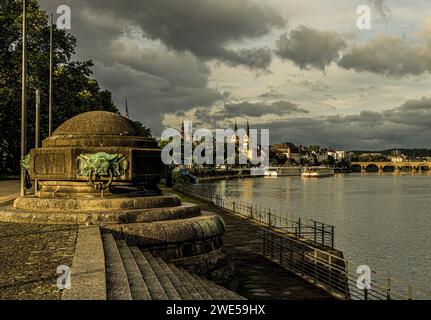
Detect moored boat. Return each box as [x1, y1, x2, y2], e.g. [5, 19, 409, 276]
[301, 166, 335, 178]
[264, 167, 278, 177]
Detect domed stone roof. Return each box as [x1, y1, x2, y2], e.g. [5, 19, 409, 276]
[53, 111, 140, 136]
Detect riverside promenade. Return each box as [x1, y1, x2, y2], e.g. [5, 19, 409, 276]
[0, 179, 78, 299]
[0, 179, 332, 300]
[0, 180, 20, 205]
[173, 190, 334, 300]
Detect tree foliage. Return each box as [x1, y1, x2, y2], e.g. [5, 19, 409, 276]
[0, 0, 118, 172]
[133, 121, 152, 138]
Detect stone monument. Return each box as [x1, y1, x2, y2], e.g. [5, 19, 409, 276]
[0, 111, 231, 281]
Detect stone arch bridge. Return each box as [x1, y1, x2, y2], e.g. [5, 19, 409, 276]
[350, 162, 431, 173]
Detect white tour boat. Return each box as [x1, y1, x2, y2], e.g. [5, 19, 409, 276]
[301, 167, 335, 178]
[264, 167, 278, 177]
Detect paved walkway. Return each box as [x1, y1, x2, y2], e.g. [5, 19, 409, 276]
[0, 180, 20, 205]
[212, 207, 333, 300]
[0, 222, 78, 299]
[175, 192, 333, 300]
[0, 186, 333, 300]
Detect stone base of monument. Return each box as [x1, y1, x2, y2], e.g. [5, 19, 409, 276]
[0, 193, 234, 286]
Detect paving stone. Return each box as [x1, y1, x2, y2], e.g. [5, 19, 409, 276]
[0, 222, 78, 300]
[196, 203, 335, 300]
[252, 293, 271, 297]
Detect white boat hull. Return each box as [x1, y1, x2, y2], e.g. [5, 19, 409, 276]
[301, 167, 335, 178]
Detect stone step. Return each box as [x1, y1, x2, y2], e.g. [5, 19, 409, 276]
[103, 238, 246, 301]
[62, 226, 106, 300]
[166, 263, 204, 300]
[176, 268, 213, 300]
[211, 281, 246, 300]
[116, 240, 151, 300]
[141, 251, 181, 300]
[190, 273, 226, 300]
[154, 257, 193, 300]
[200, 277, 232, 300]
[130, 247, 169, 300]
[102, 234, 132, 300]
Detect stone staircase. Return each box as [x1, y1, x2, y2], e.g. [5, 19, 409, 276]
[102, 233, 245, 300]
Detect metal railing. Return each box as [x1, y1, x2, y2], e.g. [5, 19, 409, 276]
[174, 185, 335, 249]
[259, 228, 431, 300]
[174, 185, 431, 300]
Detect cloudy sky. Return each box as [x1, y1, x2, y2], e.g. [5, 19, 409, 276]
[38, 0, 431, 150]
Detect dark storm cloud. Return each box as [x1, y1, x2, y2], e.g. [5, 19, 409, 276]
[226, 48, 274, 70]
[106, 42, 212, 88]
[338, 36, 430, 77]
[92, 56, 223, 133]
[274, 23, 431, 78]
[38, 0, 228, 134]
[258, 97, 431, 149]
[75, 0, 286, 69]
[90, 44, 223, 134]
[383, 97, 431, 126]
[190, 100, 309, 125]
[275, 26, 347, 70]
[37, 0, 288, 133]
[223, 101, 309, 117]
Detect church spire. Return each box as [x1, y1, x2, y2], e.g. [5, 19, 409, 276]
[125, 99, 130, 119]
[181, 121, 185, 139]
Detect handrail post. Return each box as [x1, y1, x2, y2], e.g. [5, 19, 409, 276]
[322, 224, 325, 245]
[268, 209, 272, 227]
[331, 226, 335, 248]
[328, 255, 332, 289]
[387, 278, 391, 300]
[298, 217, 302, 237]
[280, 236, 283, 264]
[314, 221, 317, 243]
[271, 231, 274, 259]
[301, 246, 305, 275]
[344, 260, 349, 299]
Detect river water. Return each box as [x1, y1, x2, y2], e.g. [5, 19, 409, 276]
[205, 173, 431, 298]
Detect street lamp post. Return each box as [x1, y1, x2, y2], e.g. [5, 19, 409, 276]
[49, 13, 53, 136]
[35, 90, 40, 194]
[20, 0, 27, 197]
[35, 90, 40, 148]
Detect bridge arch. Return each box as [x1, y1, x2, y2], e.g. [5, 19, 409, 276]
[351, 164, 362, 172]
[382, 164, 395, 172]
[398, 164, 413, 172]
[416, 163, 430, 171]
[365, 163, 379, 172]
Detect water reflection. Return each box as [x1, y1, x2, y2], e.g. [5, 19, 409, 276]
[202, 173, 431, 295]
